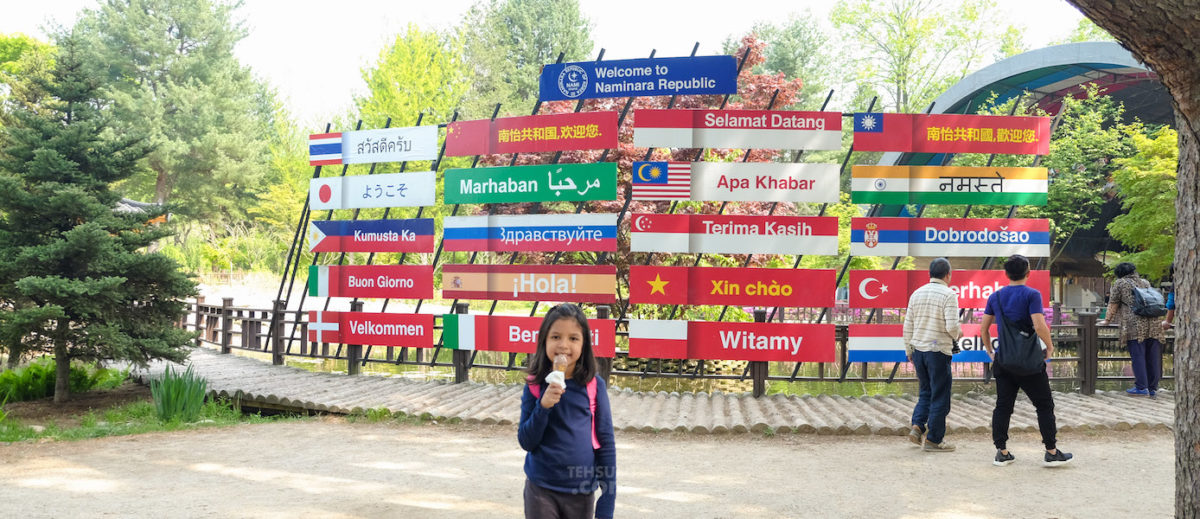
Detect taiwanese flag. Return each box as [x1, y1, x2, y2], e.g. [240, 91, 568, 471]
[628, 319, 688, 359]
[848, 270, 912, 309]
[852, 113, 914, 152]
[629, 266, 688, 305]
[444, 119, 491, 157]
[308, 311, 341, 343]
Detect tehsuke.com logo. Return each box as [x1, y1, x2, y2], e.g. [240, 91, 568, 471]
[557, 64, 589, 98]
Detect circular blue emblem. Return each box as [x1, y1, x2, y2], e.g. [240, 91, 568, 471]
[874, 178, 887, 190]
[557, 65, 589, 98]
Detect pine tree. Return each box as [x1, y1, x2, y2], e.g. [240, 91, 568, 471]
[0, 35, 196, 403]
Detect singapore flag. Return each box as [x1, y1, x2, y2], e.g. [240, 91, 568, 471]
[848, 270, 910, 309]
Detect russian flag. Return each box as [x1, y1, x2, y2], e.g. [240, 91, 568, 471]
[847, 324, 907, 363]
[852, 113, 914, 152]
[309, 133, 343, 166]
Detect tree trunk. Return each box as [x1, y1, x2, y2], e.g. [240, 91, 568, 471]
[53, 332, 70, 404]
[1065, 2, 1200, 515]
[154, 167, 170, 205]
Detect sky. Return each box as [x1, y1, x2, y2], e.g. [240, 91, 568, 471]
[3, 0, 1088, 128]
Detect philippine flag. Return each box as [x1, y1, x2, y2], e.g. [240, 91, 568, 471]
[309, 133, 343, 166]
[632, 161, 691, 200]
[308, 311, 341, 343]
[852, 113, 914, 152]
[628, 319, 688, 359]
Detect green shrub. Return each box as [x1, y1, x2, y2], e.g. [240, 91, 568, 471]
[0, 358, 128, 402]
[149, 365, 208, 423]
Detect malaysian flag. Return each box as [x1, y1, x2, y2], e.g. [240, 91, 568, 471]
[308, 132, 343, 166]
[632, 161, 691, 200]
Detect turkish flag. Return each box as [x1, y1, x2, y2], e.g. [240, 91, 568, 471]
[848, 270, 910, 308]
[629, 266, 688, 305]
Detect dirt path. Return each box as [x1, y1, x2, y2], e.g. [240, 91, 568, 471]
[0, 419, 1174, 518]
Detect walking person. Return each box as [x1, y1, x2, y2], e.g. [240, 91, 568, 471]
[903, 258, 961, 452]
[518, 303, 616, 518]
[980, 255, 1073, 467]
[1162, 263, 1176, 330]
[1098, 262, 1166, 397]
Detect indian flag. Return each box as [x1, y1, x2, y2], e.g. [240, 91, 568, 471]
[851, 166, 1048, 205]
[442, 314, 484, 351]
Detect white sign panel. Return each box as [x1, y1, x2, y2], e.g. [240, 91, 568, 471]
[310, 171, 436, 210]
[690, 162, 840, 203]
[341, 126, 439, 164]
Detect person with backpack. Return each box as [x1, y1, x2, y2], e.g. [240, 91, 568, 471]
[1098, 262, 1166, 397]
[518, 303, 616, 518]
[979, 255, 1073, 467]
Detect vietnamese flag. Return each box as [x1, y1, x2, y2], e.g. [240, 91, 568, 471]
[848, 270, 911, 309]
[852, 113, 914, 152]
[629, 266, 688, 305]
[445, 119, 491, 157]
[628, 319, 688, 359]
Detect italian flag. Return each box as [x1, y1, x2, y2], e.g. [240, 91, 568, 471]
[851, 165, 1048, 205]
[308, 265, 333, 297]
[442, 314, 484, 350]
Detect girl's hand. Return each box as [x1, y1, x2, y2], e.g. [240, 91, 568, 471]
[540, 383, 564, 409]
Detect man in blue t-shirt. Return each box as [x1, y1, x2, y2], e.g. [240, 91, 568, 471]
[978, 255, 1073, 467]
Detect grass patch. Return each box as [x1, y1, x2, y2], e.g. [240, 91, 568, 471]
[0, 398, 299, 443]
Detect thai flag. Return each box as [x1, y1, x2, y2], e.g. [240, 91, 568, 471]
[309, 133, 343, 166]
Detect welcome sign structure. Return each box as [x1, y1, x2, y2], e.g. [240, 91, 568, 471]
[539, 56, 738, 100]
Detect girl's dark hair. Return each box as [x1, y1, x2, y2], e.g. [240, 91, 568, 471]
[1115, 262, 1137, 278]
[526, 303, 596, 386]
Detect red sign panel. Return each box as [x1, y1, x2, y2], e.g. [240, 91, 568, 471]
[688, 321, 836, 362]
[441, 264, 617, 303]
[322, 265, 433, 299]
[853, 113, 1050, 155]
[482, 315, 616, 358]
[445, 111, 619, 156]
[848, 269, 1052, 308]
[340, 312, 434, 348]
[630, 266, 835, 307]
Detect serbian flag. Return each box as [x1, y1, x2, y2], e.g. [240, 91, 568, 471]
[849, 217, 911, 257]
[308, 133, 343, 166]
[848, 270, 911, 308]
[632, 161, 691, 200]
[629, 266, 689, 305]
[847, 324, 907, 363]
[852, 113, 913, 152]
[628, 319, 688, 359]
[308, 311, 341, 343]
[630, 213, 689, 253]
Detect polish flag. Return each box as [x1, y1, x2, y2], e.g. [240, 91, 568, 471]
[848, 270, 911, 308]
[628, 319, 688, 359]
[847, 324, 907, 363]
[308, 311, 341, 343]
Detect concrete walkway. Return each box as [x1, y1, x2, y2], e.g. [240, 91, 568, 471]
[133, 347, 1175, 435]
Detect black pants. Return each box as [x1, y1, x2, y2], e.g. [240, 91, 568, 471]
[991, 364, 1058, 451]
[524, 479, 594, 519]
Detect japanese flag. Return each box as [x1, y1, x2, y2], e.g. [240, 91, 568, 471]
[310, 177, 343, 210]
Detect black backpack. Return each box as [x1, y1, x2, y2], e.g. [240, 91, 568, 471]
[1130, 282, 1167, 317]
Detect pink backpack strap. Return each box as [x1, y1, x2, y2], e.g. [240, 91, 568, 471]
[587, 378, 600, 449]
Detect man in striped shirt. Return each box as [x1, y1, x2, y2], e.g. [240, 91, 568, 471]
[903, 257, 962, 452]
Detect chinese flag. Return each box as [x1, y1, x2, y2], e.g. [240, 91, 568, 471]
[848, 270, 911, 309]
[629, 266, 688, 305]
[852, 113, 915, 152]
[445, 119, 491, 157]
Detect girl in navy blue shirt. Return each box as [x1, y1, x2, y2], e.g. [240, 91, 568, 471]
[518, 303, 616, 518]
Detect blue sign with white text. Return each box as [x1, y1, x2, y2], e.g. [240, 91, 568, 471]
[539, 56, 738, 101]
